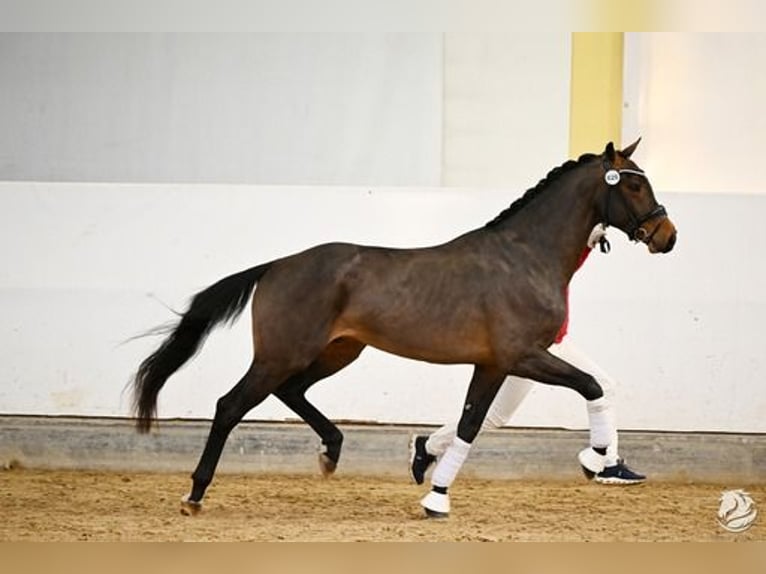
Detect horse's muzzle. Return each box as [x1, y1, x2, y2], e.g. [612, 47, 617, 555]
[662, 231, 677, 253]
[646, 219, 677, 253]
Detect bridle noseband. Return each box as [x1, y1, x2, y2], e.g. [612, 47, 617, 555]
[602, 165, 667, 248]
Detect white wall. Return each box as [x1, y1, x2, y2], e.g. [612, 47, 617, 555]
[442, 33, 571, 186]
[1, 182, 764, 433]
[2, 33, 764, 434]
[623, 33, 766, 194]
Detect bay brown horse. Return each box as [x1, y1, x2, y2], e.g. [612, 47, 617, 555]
[131, 140, 677, 516]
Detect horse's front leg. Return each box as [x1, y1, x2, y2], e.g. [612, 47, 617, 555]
[511, 348, 612, 477]
[420, 365, 505, 518]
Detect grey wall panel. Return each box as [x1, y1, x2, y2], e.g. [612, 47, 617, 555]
[0, 33, 442, 185]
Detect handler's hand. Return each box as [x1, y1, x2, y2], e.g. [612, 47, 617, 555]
[587, 223, 608, 249]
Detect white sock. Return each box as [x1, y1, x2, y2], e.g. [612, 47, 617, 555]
[425, 423, 458, 457]
[431, 437, 471, 488]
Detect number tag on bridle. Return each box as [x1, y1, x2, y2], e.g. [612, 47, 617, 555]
[605, 170, 620, 186]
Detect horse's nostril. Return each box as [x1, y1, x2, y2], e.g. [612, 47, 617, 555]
[664, 232, 677, 253]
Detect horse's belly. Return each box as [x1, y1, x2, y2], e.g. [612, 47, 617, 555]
[331, 319, 494, 365]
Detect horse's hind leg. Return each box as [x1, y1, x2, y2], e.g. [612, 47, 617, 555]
[182, 363, 284, 515]
[274, 337, 365, 476]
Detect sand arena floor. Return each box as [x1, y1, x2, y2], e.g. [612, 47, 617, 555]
[1, 467, 763, 541]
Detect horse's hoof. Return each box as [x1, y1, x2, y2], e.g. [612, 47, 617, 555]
[318, 453, 337, 477]
[424, 508, 449, 519]
[580, 465, 596, 480]
[420, 490, 450, 518]
[577, 447, 605, 480]
[180, 495, 202, 516]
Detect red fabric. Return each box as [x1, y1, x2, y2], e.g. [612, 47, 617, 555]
[553, 247, 591, 344]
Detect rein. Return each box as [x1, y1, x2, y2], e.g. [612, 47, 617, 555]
[602, 165, 667, 249]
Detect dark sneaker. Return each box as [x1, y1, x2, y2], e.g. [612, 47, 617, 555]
[595, 459, 646, 485]
[409, 434, 436, 485]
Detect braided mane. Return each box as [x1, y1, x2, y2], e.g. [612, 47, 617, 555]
[486, 152, 599, 227]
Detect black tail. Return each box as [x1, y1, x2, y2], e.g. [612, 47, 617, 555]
[132, 262, 273, 433]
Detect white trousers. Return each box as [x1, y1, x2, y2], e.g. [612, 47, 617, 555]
[425, 339, 620, 467]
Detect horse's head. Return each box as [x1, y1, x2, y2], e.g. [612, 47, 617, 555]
[599, 139, 677, 253]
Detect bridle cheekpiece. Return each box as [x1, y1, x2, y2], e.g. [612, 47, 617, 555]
[601, 164, 667, 251]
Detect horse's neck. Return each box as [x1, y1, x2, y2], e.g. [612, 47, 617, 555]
[495, 169, 602, 278]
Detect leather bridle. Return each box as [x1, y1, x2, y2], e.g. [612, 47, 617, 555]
[602, 166, 667, 246]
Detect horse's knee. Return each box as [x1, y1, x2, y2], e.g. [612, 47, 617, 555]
[579, 376, 603, 401]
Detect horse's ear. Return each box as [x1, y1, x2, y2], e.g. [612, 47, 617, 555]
[605, 142, 616, 163]
[621, 137, 642, 159]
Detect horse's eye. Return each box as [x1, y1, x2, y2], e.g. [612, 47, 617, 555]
[628, 181, 641, 193]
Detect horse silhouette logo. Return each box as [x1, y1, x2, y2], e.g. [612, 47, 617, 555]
[717, 489, 757, 532]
